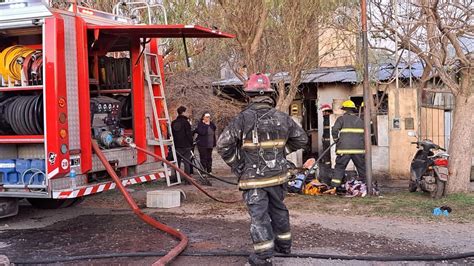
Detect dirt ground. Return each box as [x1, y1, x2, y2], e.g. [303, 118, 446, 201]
[0, 162, 473, 265]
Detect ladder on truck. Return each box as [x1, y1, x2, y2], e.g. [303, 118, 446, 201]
[143, 52, 181, 186]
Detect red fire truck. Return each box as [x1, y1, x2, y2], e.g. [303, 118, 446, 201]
[0, 0, 232, 218]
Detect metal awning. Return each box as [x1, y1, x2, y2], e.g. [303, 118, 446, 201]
[87, 24, 234, 39]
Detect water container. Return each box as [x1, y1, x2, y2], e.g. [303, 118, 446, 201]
[15, 159, 31, 185]
[28, 159, 46, 185]
[0, 160, 17, 185]
[69, 169, 77, 189]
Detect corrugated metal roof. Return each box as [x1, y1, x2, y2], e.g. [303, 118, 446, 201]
[212, 63, 425, 86]
[375, 62, 424, 81]
[303, 67, 358, 83]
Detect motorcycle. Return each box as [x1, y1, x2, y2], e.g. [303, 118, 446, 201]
[409, 139, 449, 198]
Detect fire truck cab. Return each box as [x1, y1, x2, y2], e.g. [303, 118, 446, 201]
[0, 0, 232, 218]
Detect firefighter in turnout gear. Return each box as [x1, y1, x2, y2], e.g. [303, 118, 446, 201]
[217, 73, 308, 266]
[331, 100, 366, 187]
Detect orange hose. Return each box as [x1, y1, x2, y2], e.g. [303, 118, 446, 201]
[131, 144, 241, 204]
[92, 141, 188, 266]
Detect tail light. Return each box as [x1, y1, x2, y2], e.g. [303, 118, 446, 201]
[434, 158, 448, 167]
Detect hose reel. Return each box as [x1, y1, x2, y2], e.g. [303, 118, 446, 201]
[0, 95, 43, 135]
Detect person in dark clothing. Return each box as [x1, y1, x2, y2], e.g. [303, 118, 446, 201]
[171, 106, 193, 175]
[195, 112, 217, 173]
[331, 100, 366, 187]
[217, 73, 308, 266]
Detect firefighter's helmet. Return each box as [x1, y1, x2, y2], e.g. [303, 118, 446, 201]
[320, 103, 332, 112]
[341, 100, 356, 109]
[244, 73, 273, 94]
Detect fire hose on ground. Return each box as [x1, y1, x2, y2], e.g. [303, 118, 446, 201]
[11, 142, 474, 264]
[174, 150, 238, 185]
[11, 249, 474, 264]
[91, 140, 241, 265]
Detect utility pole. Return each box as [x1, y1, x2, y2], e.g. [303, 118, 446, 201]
[360, 0, 373, 195]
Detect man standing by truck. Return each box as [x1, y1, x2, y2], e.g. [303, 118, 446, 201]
[217, 73, 308, 266]
[171, 106, 193, 175]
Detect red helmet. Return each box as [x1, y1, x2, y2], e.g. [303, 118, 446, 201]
[320, 104, 332, 112]
[244, 73, 273, 94]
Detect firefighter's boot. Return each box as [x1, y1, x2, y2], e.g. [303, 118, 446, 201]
[274, 245, 291, 254]
[248, 253, 273, 266]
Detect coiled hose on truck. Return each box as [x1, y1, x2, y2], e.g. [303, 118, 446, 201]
[92, 141, 240, 265]
[0, 46, 42, 86]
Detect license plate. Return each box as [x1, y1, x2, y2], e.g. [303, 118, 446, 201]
[436, 167, 449, 181]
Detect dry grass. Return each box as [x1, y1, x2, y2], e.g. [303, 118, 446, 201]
[286, 191, 474, 223]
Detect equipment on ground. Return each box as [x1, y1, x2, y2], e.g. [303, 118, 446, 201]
[287, 142, 336, 194]
[409, 139, 449, 198]
[0, 0, 233, 219]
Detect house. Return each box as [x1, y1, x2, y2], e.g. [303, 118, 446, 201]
[212, 62, 460, 179]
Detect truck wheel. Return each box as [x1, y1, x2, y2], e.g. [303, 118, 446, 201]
[27, 198, 80, 209]
[62, 197, 84, 208]
[0, 198, 19, 218]
[430, 180, 445, 199]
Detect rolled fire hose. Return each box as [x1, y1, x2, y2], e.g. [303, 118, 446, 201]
[0, 46, 36, 83]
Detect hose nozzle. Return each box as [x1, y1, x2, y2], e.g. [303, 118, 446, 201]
[114, 136, 133, 147]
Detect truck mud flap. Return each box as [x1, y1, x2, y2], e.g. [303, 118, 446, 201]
[0, 198, 19, 219]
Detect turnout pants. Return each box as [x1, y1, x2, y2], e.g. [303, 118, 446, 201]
[242, 184, 291, 264]
[332, 154, 366, 186]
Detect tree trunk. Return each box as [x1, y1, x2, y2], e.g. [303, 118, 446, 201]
[276, 78, 300, 113]
[447, 94, 474, 193]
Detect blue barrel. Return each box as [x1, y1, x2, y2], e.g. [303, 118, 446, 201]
[29, 159, 46, 185]
[16, 159, 31, 185]
[0, 160, 17, 185]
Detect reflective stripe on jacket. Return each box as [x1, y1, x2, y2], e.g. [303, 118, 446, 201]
[331, 112, 365, 154]
[238, 172, 290, 190]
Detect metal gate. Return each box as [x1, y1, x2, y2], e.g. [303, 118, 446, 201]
[419, 88, 454, 149]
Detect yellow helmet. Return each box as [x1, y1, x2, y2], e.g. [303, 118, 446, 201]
[342, 100, 356, 109]
[361, 102, 365, 108]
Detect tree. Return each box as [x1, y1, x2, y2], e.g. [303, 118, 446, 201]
[216, 0, 353, 112]
[217, 0, 268, 77]
[370, 0, 473, 192]
[270, 0, 322, 111]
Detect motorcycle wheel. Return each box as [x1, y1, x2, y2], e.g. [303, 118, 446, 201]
[409, 171, 417, 192]
[430, 180, 445, 199]
[408, 180, 417, 192]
